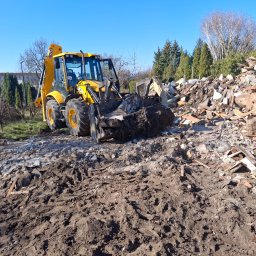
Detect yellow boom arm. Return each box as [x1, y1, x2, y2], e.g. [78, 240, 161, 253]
[34, 44, 62, 119]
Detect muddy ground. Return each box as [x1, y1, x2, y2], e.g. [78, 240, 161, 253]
[1, 119, 256, 255]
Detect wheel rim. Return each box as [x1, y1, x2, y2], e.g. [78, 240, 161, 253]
[47, 108, 54, 125]
[68, 108, 78, 129]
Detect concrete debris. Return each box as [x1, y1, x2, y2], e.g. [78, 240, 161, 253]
[171, 56, 256, 138]
[246, 117, 256, 136]
[226, 74, 234, 81]
[213, 89, 222, 100]
[218, 74, 224, 81]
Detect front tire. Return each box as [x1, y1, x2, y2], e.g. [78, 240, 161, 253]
[46, 99, 65, 130]
[65, 98, 90, 136]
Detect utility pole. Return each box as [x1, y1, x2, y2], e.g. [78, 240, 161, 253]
[20, 61, 26, 107]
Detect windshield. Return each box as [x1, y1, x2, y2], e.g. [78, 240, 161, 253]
[100, 59, 118, 82]
[65, 55, 103, 85]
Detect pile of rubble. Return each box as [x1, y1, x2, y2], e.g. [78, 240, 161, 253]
[174, 57, 256, 135]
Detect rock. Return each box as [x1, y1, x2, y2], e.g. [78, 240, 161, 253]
[226, 74, 234, 81]
[187, 79, 199, 85]
[180, 144, 187, 150]
[218, 74, 224, 81]
[254, 65, 256, 71]
[176, 78, 185, 85]
[245, 74, 256, 84]
[222, 97, 228, 105]
[246, 118, 256, 136]
[196, 143, 209, 154]
[90, 155, 98, 161]
[231, 174, 243, 184]
[206, 110, 213, 120]
[198, 99, 210, 110]
[246, 57, 256, 67]
[141, 168, 149, 177]
[252, 186, 256, 194]
[213, 90, 222, 100]
[180, 96, 186, 102]
[216, 141, 230, 153]
[235, 93, 256, 110]
[25, 158, 41, 168]
[241, 68, 248, 73]
[16, 172, 33, 189]
[241, 180, 253, 189]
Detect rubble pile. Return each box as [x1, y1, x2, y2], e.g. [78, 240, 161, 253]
[176, 57, 256, 124]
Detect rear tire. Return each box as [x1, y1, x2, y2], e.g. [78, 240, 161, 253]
[65, 98, 90, 136]
[46, 99, 65, 130]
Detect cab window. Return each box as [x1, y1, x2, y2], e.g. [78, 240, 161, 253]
[85, 58, 103, 81]
[54, 57, 65, 87]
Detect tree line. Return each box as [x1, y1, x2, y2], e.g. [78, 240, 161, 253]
[0, 74, 36, 110]
[153, 39, 213, 82]
[153, 11, 256, 82]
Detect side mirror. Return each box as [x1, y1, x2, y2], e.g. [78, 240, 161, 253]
[55, 58, 60, 69]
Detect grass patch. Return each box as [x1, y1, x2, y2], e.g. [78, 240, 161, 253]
[1, 117, 49, 140]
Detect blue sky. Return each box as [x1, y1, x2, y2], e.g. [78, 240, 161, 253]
[0, 0, 256, 72]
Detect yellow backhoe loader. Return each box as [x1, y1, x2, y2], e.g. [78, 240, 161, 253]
[35, 44, 174, 142]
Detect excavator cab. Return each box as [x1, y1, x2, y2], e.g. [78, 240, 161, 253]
[53, 54, 119, 91]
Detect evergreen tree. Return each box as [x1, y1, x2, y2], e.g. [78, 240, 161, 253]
[162, 64, 176, 82]
[21, 83, 27, 107]
[199, 43, 213, 78]
[153, 47, 163, 78]
[1, 74, 21, 107]
[175, 51, 191, 80]
[170, 40, 181, 70]
[15, 86, 21, 109]
[26, 83, 33, 106]
[153, 40, 182, 81]
[192, 39, 204, 78]
[156, 40, 172, 81]
[2, 74, 14, 105]
[160, 40, 172, 68]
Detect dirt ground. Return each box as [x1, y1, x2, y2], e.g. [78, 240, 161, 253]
[1, 119, 256, 255]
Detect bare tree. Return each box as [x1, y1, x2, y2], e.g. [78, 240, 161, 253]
[20, 38, 48, 78]
[104, 54, 132, 87]
[130, 52, 138, 77]
[202, 12, 256, 61]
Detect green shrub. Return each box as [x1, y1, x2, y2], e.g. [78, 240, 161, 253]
[128, 80, 137, 93]
[210, 54, 246, 77]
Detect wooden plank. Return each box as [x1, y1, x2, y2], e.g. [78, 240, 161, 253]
[233, 109, 252, 118]
[6, 177, 18, 197]
[193, 159, 210, 169]
[182, 114, 200, 123]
